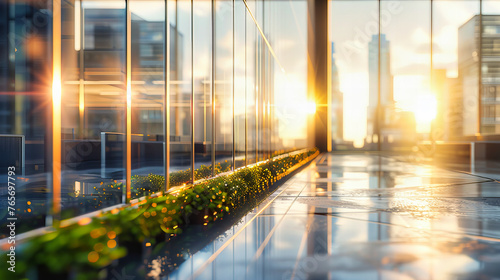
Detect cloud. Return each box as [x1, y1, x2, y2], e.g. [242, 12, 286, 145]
[414, 43, 442, 54]
[411, 28, 430, 45]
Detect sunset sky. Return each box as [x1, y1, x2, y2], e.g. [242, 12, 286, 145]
[331, 0, 500, 146]
[81, 0, 500, 148]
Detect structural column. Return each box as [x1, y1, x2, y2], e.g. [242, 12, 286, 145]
[164, 0, 171, 190]
[307, 0, 330, 152]
[51, 0, 62, 222]
[125, 0, 132, 202]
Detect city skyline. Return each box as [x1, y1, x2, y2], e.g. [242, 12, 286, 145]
[331, 1, 500, 146]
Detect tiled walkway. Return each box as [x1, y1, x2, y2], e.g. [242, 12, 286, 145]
[167, 153, 500, 280]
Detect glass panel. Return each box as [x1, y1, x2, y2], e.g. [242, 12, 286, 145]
[255, 2, 265, 162]
[330, 0, 379, 150]
[380, 0, 427, 150]
[252, 0, 266, 162]
[214, 0, 233, 173]
[268, 0, 308, 152]
[130, 0, 165, 195]
[261, 0, 270, 160]
[0, 0, 51, 234]
[61, 0, 126, 218]
[193, 0, 213, 177]
[234, 0, 246, 168]
[245, 0, 257, 164]
[481, 1, 500, 135]
[433, 0, 479, 140]
[168, 0, 192, 185]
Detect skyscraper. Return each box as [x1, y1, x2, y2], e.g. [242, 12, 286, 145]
[458, 15, 500, 136]
[431, 69, 447, 141]
[331, 42, 343, 144]
[367, 34, 393, 142]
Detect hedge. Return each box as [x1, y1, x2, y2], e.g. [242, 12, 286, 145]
[0, 149, 318, 280]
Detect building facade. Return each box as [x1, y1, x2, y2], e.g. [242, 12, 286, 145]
[331, 42, 343, 145]
[459, 15, 500, 136]
[0, 0, 310, 232]
[367, 34, 393, 142]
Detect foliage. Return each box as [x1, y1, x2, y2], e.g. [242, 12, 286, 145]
[62, 161, 233, 213]
[126, 161, 232, 198]
[0, 149, 318, 280]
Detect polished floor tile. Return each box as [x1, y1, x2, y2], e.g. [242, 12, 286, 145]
[165, 153, 500, 280]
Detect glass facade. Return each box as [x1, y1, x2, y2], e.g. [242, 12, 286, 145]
[0, 0, 308, 233]
[330, 0, 500, 151]
[0, 0, 52, 232]
[4, 2, 500, 279]
[6, 0, 500, 235]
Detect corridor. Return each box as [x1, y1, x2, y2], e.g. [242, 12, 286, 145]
[167, 153, 500, 280]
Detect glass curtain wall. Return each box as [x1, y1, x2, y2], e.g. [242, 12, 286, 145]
[214, 0, 233, 173]
[245, 0, 257, 165]
[330, 0, 500, 151]
[60, 0, 127, 218]
[130, 0, 166, 178]
[380, 0, 430, 149]
[433, 0, 479, 141]
[193, 0, 213, 175]
[269, 0, 308, 152]
[480, 1, 500, 135]
[0, 0, 308, 236]
[330, 0, 379, 150]
[168, 0, 192, 181]
[234, 0, 246, 168]
[0, 0, 52, 232]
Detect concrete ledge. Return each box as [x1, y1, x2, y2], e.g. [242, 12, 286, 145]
[419, 141, 500, 163]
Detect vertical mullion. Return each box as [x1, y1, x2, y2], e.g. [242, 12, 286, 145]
[326, 0, 332, 153]
[52, 0, 62, 221]
[262, 2, 266, 160]
[269, 1, 271, 156]
[78, 1, 84, 139]
[377, 0, 381, 152]
[430, 0, 433, 90]
[164, 0, 170, 191]
[430, 0, 434, 144]
[232, 0, 236, 170]
[125, 0, 132, 202]
[191, 0, 195, 183]
[255, 26, 258, 162]
[479, 0, 483, 135]
[211, 0, 216, 176]
[268, 46, 271, 158]
[268, 2, 271, 158]
[244, 7, 248, 166]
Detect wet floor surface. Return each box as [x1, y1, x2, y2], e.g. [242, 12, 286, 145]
[165, 153, 500, 280]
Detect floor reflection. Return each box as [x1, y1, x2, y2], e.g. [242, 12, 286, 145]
[163, 153, 500, 280]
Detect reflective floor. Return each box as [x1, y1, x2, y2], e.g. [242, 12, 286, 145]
[165, 153, 500, 280]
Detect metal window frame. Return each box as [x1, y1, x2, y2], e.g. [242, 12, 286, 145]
[46, 0, 293, 222]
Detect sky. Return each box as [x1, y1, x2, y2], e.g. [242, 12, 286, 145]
[331, 0, 500, 147]
[83, 0, 308, 148]
[81, 0, 500, 148]
[128, 0, 309, 148]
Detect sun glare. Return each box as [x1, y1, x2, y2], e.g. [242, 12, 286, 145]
[305, 101, 316, 115]
[413, 93, 437, 124]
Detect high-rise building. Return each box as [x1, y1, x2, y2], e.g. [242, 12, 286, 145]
[431, 69, 447, 141]
[367, 34, 393, 141]
[331, 42, 343, 144]
[0, 1, 51, 175]
[0, 2, 50, 138]
[366, 34, 416, 148]
[443, 77, 463, 140]
[459, 15, 500, 136]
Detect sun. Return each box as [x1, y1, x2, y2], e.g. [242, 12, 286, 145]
[412, 93, 437, 124]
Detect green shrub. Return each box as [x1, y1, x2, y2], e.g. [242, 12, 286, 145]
[1, 149, 318, 280]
